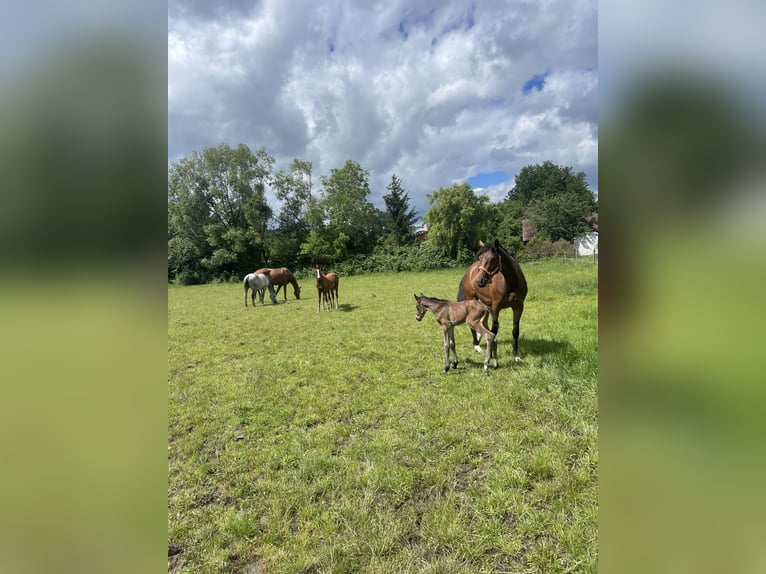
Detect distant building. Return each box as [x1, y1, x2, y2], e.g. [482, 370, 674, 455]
[522, 219, 535, 243]
[575, 213, 598, 257]
[414, 222, 429, 241]
[575, 232, 598, 256]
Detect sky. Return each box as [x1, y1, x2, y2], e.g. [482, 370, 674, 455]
[168, 0, 598, 217]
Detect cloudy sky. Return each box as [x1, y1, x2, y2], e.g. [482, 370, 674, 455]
[168, 0, 598, 216]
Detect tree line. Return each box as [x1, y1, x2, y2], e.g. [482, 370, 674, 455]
[168, 143, 597, 284]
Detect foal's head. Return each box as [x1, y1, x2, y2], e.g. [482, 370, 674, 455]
[475, 239, 502, 288]
[414, 293, 429, 321]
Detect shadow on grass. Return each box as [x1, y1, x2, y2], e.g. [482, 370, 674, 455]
[336, 304, 358, 312]
[521, 337, 570, 357]
[458, 336, 571, 369]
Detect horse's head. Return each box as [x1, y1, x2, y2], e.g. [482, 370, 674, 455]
[414, 293, 428, 321]
[475, 239, 502, 288]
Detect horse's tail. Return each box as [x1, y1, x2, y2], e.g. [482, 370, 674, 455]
[457, 278, 466, 302]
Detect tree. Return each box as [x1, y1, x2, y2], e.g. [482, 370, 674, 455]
[168, 143, 274, 281]
[270, 159, 314, 267]
[309, 160, 384, 261]
[382, 174, 418, 247]
[501, 161, 597, 243]
[423, 182, 493, 261]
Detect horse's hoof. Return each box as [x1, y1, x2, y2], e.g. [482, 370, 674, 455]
[474, 345, 482, 353]
[514, 356, 521, 363]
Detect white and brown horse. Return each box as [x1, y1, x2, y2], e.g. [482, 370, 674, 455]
[253, 267, 301, 300]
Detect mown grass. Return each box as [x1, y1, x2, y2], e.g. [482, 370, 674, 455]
[168, 259, 598, 573]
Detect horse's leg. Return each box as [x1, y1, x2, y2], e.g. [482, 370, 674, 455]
[334, 287, 338, 309]
[511, 304, 523, 362]
[244, 285, 248, 307]
[274, 284, 283, 299]
[268, 285, 278, 304]
[317, 288, 321, 313]
[470, 318, 495, 374]
[442, 326, 451, 373]
[449, 326, 458, 369]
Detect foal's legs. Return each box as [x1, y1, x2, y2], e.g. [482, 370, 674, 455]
[442, 326, 458, 372]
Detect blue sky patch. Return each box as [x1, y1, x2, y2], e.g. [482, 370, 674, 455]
[468, 170, 509, 188]
[523, 72, 549, 94]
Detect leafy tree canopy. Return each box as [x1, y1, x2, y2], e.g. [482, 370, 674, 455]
[424, 182, 493, 262]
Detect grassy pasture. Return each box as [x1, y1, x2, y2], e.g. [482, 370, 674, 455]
[168, 259, 598, 573]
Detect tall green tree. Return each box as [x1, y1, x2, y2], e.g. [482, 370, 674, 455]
[306, 160, 383, 262]
[382, 174, 418, 247]
[168, 143, 274, 281]
[270, 159, 315, 267]
[424, 182, 493, 261]
[500, 161, 597, 243]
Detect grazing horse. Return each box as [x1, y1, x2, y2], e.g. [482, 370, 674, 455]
[253, 267, 301, 300]
[313, 265, 339, 312]
[414, 293, 497, 374]
[457, 239, 528, 364]
[243, 272, 278, 307]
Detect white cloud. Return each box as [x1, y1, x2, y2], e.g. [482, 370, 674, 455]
[169, 0, 598, 215]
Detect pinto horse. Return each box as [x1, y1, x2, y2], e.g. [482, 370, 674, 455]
[457, 239, 528, 364]
[313, 265, 339, 312]
[243, 272, 278, 307]
[253, 267, 301, 300]
[414, 293, 497, 374]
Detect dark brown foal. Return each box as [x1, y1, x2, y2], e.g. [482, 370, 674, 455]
[414, 293, 497, 374]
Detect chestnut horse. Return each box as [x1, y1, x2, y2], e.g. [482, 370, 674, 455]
[457, 239, 527, 364]
[253, 267, 301, 300]
[414, 294, 497, 374]
[313, 265, 339, 312]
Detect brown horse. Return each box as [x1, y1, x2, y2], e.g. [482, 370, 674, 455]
[414, 294, 497, 374]
[253, 267, 301, 300]
[457, 239, 528, 364]
[313, 265, 339, 312]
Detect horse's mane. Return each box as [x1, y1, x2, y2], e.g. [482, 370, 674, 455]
[422, 295, 449, 303]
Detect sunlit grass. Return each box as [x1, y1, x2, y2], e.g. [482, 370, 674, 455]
[168, 259, 598, 573]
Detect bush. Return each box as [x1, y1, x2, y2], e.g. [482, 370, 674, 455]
[518, 238, 575, 261]
[174, 269, 207, 285]
[329, 243, 457, 276]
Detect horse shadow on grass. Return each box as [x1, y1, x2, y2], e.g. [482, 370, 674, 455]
[460, 336, 571, 369]
[336, 304, 358, 312]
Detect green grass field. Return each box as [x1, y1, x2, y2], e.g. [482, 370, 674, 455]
[168, 259, 598, 573]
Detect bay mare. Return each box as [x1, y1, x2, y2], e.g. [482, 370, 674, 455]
[414, 293, 497, 374]
[243, 272, 278, 307]
[253, 267, 301, 300]
[457, 240, 527, 364]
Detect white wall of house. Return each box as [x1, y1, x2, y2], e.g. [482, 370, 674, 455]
[575, 232, 598, 256]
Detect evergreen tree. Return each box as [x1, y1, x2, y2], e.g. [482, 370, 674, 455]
[382, 174, 418, 246]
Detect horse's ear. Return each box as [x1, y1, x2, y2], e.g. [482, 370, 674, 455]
[494, 238, 500, 248]
[479, 240, 486, 247]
